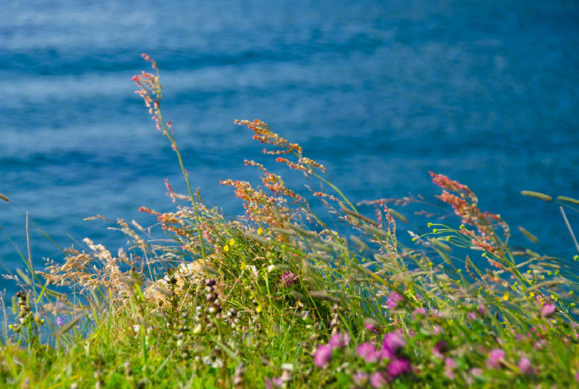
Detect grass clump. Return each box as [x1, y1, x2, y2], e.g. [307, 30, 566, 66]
[2, 55, 579, 388]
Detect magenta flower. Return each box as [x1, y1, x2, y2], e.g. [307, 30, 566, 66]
[265, 377, 284, 389]
[365, 319, 382, 335]
[471, 368, 482, 377]
[518, 357, 532, 375]
[487, 349, 505, 369]
[432, 325, 443, 335]
[432, 340, 449, 359]
[357, 343, 381, 363]
[386, 292, 404, 309]
[541, 303, 556, 317]
[412, 307, 426, 318]
[329, 331, 350, 349]
[477, 302, 485, 315]
[281, 271, 299, 288]
[353, 371, 369, 386]
[444, 357, 457, 379]
[467, 311, 477, 320]
[576, 372, 579, 383]
[381, 331, 405, 359]
[370, 371, 387, 388]
[387, 358, 411, 378]
[314, 345, 333, 367]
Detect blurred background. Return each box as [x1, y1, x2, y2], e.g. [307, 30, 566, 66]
[1, 0, 578, 294]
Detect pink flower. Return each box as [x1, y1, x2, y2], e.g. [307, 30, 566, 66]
[370, 371, 387, 388]
[444, 357, 457, 379]
[576, 372, 579, 383]
[467, 311, 478, 320]
[382, 332, 405, 356]
[518, 357, 532, 375]
[541, 303, 556, 317]
[487, 349, 505, 369]
[412, 307, 427, 318]
[314, 345, 333, 367]
[281, 271, 299, 288]
[329, 332, 350, 349]
[477, 302, 485, 315]
[357, 343, 381, 363]
[432, 325, 443, 335]
[432, 340, 449, 359]
[387, 358, 411, 378]
[265, 377, 284, 389]
[365, 319, 382, 335]
[353, 371, 369, 386]
[471, 368, 482, 377]
[387, 292, 404, 309]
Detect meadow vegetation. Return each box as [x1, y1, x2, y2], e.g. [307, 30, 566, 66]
[1, 55, 579, 388]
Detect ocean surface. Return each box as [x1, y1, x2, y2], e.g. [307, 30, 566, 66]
[1, 0, 579, 295]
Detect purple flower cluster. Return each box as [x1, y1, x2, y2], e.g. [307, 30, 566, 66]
[487, 349, 505, 369]
[265, 377, 284, 389]
[541, 303, 556, 317]
[364, 319, 382, 335]
[386, 292, 404, 310]
[313, 332, 351, 368]
[432, 340, 449, 359]
[281, 271, 299, 288]
[355, 331, 411, 387]
[518, 357, 533, 375]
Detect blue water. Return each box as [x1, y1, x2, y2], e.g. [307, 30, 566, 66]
[1, 0, 579, 295]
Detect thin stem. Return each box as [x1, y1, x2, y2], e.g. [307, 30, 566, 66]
[157, 113, 207, 263]
[560, 206, 579, 255]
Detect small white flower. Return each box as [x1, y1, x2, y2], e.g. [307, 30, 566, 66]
[282, 364, 294, 371]
[133, 324, 141, 333]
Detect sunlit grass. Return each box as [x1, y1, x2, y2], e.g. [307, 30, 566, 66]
[1, 55, 579, 388]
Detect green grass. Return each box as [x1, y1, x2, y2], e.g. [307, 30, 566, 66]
[2, 55, 579, 388]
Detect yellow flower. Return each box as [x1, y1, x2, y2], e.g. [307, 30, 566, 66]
[503, 292, 509, 301]
[223, 245, 229, 252]
[240, 263, 246, 270]
[256, 305, 262, 313]
[257, 228, 263, 235]
[530, 292, 535, 298]
[229, 238, 235, 246]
